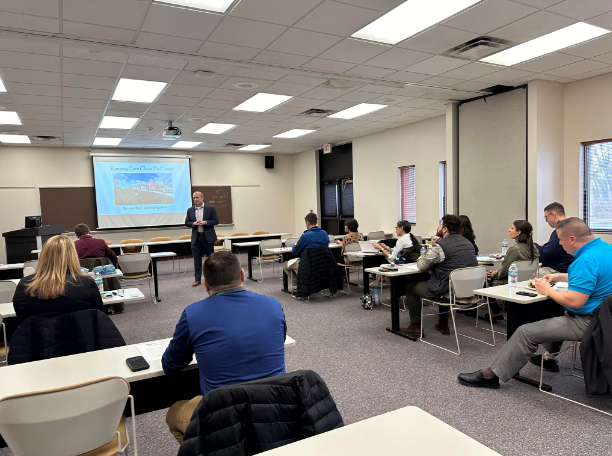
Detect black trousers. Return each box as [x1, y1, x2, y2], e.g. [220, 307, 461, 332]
[192, 234, 214, 281]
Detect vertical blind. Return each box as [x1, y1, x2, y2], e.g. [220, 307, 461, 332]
[399, 165, 416, 223]
[582, 140, 612, 231]
[340, 180, 354, 217]
[322, 182, 338, 217]
[439, 161, 447, 219]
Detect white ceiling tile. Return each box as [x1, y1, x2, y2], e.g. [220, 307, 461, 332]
[62, 57, 124, 78]
[63, 98, 108, 109]
[489, 11, 575, 44]
[208, 16, 286, 49]
[0, 0, 59, 17]
[126, 55, 187, 70]
[148, 104, 190, 115]
[591, 51, 612, 65]
[383, 71, 430, 83]
[17, 105, 62, 114]
[443, 0, 537, 34]
[197, 42, 262, 60]
[141, 4, 222, 41]
[398, 25, 479, 54]
[121, 65, 181, 82]
[545, 59, 610, 77]
[317, 39, 390, 65]
[63, 74, 117, 90]
[218, 77, 274, 92]
[206, 88, 255, 102]
[513, 52, 583, 72]
[270, 106, 306, 115]
[7, 82, 62, 97]
[396, 86, 436, 97]
[344, 65, 396, 78]
[300, 87, 350, 100]
[294, 2, 382, 37]
[587, 11, 612, 30]
[560, 33, 612, 58]
[569, 66, 612, 80]
[63, 107, 105, 117]
[452, 80, 495, 91]
[421, 76, 464, 87]
[63, 21, 136, 43]
[63, 87, 112, 100]
[334, 91, 382, 103]
[0, 50, 60, 72]
[511, 0, 563, 8]
[164, 84, 214, 98]
[194, 98, 237, 109]
[230, 0, 324, 26]
[475, 68, 535, 83]
[405, 56, 469, 75]
[284, 97, 324, 109]
[156, 95, 200, 107]
[364, 48, 431, 70]
[267, 28, 342, 57]
[106, 101, 148, 112]
[253, 51, 312, 67]
[62, 46, 129, 63]
[21, 112, 61, 121]
[63, 0, 148, 29]
[301, 58, 356, 73]
[234, 68, 285, 81]
[552, 77, 575, 83]
[355, 84, 398, 94]
[331, 0, 405, 12]
[0, 37, 59, 56]
[262, 82, 312, 96]
[422, 89, 476, 101]
[278, 75, 325, 86]
[2, 68, 60, 85]
[546, 0, 612, 21]
[439, 62, 502, 79]
[254, 113, 292, 122]
[63, 114, 101, 123]
[0, 11, 59, 33]
[135, 32, 204, 53]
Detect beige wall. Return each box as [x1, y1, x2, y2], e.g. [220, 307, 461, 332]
[292, 149, 319, 237]
[353, 115, 446, 238]
[0, 147, 296, 262]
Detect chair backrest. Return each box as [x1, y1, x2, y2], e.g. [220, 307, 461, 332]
[343, 243, 361, 263]
[260, 239, 282, 255]
[105, 240, 113, 245]
[231, 232, 249, 237]
[449, 266, 487, 300]
[120, 239, 143, 254]
[178, 235, 191, 240]
[24, 260, 38, 271]
[367, 231, 385, 240]
[0, 281, 16, 303]
[328, 234, 335, 244]
[285, 237, 299, 248]
[414, 235, 422, 245]
[23, 267, 36, 277]
[117, 253, 151, 275]
[252, 230, 269, 235]
[0, 377, 129, 456]
[150, 236, 172, 242]
[512, 259, 539, 282]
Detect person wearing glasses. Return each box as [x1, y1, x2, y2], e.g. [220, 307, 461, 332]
[369, 220, 419, 288]
[536, 202, 574, 275]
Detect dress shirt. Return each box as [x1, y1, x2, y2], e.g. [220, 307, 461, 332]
[74, 235, 117, 263]
[195, 205, 204, 233]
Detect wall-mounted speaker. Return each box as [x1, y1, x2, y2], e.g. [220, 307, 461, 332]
[265, 156, 274, 169]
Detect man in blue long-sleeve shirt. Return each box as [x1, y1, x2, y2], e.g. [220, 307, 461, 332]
[536, 202, 575, 274]
[162, 251, 287, 443]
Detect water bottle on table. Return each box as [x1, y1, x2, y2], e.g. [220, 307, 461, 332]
[508, 263, 518, 288]
[501, 239, 508, 256]
[420, 245, 427, 255]
[94, 271, 104, 293]
[373, 286, 380, 305]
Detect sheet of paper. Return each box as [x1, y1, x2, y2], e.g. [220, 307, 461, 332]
[287, 258, 299, 267]
[136, 338, 171, 363]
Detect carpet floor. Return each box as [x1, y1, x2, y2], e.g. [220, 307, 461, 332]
[2, 259, 611, 455]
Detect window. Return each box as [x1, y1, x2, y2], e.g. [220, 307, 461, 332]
[321, 182, 338, 217]
[340, 179, 354, 217]
[581, 139, 612, 231]
[439, 161, 447, 219]
[398, 165, 416, 223]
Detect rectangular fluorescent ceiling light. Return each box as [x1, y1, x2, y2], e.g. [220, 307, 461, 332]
[112, 78, 167, 103]
[352, 0, 481, 45]
[0, 134, 30, 144]
[273, 129, 315, 139]
[195, 123, 236, 134]
[481, 22, 611, 66]
[238, 144, 270, 151]
[0, 111, 22, 125]
[233, 93, 293, 113]
[328, 103, 388, 119]
[0, 76, 7, 93]
[171, 141, 201, 149]
[155, 0, 235, 13]
[100, 116, 139, 129]
[93, 137, 122, 146]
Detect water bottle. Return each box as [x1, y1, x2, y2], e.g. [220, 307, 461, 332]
[420, 246, 427, 255]
[94, 271, 104, 293]
[508, 264, 518, 288]
[373, 286, 380, 305]
[501, 239, 509, 256]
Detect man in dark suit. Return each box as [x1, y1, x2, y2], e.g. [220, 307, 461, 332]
[185, 191, 218, 286]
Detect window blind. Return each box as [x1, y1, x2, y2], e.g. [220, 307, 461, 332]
[322, 182, 338, 217]
[582, 140, 612, 231]
[439, 161, 447, 219]
[399, 165, 416, 223]
[340, 180, 354, 217]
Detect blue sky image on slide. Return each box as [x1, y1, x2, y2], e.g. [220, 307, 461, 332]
[113, 172, 174, 205]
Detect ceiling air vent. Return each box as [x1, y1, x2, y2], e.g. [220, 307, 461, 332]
[300, 109, 336, 116]
[483, 85, 515, 94]
[444, 36, 512, 60]
[225, 143, 246, 147]
[31, 136, 62, 142]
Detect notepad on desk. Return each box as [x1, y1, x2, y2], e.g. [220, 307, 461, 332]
[136, 338, 171, 363]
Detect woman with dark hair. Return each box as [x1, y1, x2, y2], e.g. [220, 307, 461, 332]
[335, 218, 363, 265]
[370, 220, 419, 287]
[459, 215, 478, 254]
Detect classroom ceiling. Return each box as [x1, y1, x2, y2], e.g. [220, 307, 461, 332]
[0, 0, 612, 154]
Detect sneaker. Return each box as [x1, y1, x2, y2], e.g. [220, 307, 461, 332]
[529, 354, 560, 372]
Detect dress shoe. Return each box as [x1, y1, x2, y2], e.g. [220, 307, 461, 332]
[480, 312, 505, 322]
[529, 354, 560, 372]
[399, 323, 422, 338]
[192, 281, 201, 287]
[435, 319, 450, 335]
[457, 370, 500, 389]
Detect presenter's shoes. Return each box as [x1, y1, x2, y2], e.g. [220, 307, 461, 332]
[399, 323, 422, 338]
[458, 370, 500, 389]
[192, 280, 201, 287]
[529, 354, 560, 372]
[434, 319, 450, 335]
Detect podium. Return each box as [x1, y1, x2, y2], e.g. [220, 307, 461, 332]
[3, 225, 65, 263]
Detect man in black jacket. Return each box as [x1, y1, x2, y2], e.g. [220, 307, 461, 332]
[185, 191, 218, 287]
[536, 202, 574, 274]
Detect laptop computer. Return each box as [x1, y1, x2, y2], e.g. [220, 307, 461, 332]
[358, 240, 380, 254]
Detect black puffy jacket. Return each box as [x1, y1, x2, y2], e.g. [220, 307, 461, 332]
[7, 309, 126, 365]
[580, 296, 612, 397]
[178, 370, 344, 456]
[296, 246, 343, 298]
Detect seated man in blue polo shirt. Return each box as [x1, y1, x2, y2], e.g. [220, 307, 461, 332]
[458, 217, 612, 389]
[162, 251, 287, 443]
[282, 212, 330, 287]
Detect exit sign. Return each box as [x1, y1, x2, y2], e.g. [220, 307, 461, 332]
[323, 143, 332, 154]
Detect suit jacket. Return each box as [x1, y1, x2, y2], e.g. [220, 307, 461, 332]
[185, 204, 218, 245]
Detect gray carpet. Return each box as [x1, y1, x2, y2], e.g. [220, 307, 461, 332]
[3, 259, 611, 455]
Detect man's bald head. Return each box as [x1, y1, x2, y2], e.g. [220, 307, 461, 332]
[555, 217, 594, 255]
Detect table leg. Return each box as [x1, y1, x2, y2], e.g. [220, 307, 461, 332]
[151, 258, 161, 302]
[386, 276, 417, 341]
[247, 245, 257, 282]
[280, 251, 292, 294]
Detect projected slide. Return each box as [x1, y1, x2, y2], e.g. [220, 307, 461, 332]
[93, 156, 192, 229]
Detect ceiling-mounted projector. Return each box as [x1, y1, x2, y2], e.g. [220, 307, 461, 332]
[162, 121, 182, 140]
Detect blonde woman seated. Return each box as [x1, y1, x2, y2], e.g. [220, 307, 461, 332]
[13, 235, 105, 327]
[334, 218, 363, 266]
[369, 220, 419, 288]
